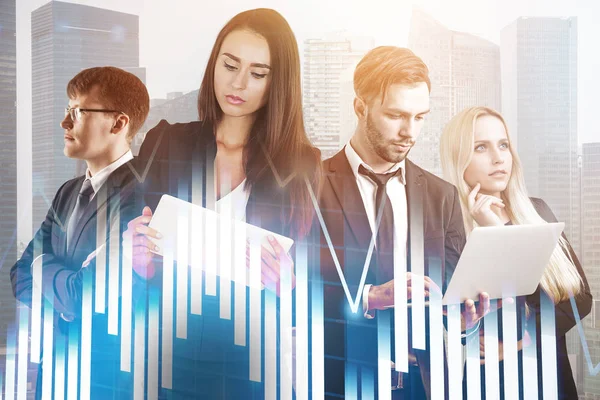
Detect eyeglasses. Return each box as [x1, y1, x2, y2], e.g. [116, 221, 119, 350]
[65, 107, 125, 122]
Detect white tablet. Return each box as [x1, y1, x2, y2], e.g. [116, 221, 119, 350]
[441, 222, 564, 305]
[147, 194, 295, 288]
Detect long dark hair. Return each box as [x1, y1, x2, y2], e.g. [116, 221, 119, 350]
[198, 8, 321, 238]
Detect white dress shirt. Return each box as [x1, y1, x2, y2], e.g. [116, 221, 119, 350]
[215, 178, 250, 221]
[85, 150, 134, 199]
[344, 142, 408, 319]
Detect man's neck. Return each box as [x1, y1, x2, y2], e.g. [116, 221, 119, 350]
[349, 136, 395, 173]
[86, 148, 130, 176]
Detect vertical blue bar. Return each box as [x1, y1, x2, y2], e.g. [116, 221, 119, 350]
[218, 180, 232, 321]
[121, 216, 133, 372]
[204, 212, 218, 296]
[361, 367, 375, 400]
[67, 322, 79, 400]
[428, 259, 444, 400]
[295, 242, 309, 399]
[446, 303, 463, 400]
[522, 307, 538, 399]
[147, 288, 160, 400]
[108, 210, 121, 335]
[310, 267, 324, 398]
[393, 231, 408, 373]
[30, 253, 43, 364]
[483, 303, 500, 400]
[465, 328, 481, 400]
[501, 294, 518, 400]
[280, 244, 293, 400]
[161, 248, 174, 389]
[191, 157, 205, 315]
[134, 289, 146, 400]
[5, 326, 16, 400]
[42, 298, 54, 400]
[190, 207, 203, 315]
[409, 196, 425, 350]
[233, 224, 246, 346]
[249, 238, 262, 383]
[80, 270, 92, 400]
[377, 311, 391, 400]
[540, 293, 558, 398]
[54, 335, 65, 400]
[176, 206, 189, 338]
[265, 290, 277, 400]
[344, 363, 358, 400]
[17, 306, 29, 400]
[94, 188, 108, 314]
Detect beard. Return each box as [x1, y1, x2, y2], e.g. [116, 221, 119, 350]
[365, 113, 413, 164]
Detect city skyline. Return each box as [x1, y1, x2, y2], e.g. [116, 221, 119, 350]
[582, 142, 600, 398]
[0, 0, 18, 339]
[408, 8, 501, 177]
[2, 0, 600, 397]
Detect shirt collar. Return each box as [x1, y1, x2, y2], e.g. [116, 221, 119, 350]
[344, 141, 406, 185]
[85, 150, 134, 193]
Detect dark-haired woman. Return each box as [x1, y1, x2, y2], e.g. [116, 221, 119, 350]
[124, 8, 321, 398]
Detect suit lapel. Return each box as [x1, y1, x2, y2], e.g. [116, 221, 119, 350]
[67, 162, 134, 258]
[327, 149, 372, 249]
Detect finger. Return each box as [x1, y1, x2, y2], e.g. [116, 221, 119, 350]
[464, 298, 477, 322]
[142, 206, 153, 217]
[260, 252, 280, 283]
[267, 235, 284, 259]
[135, 235, 159, 250]
[490, 198, 505, 209]
[135, 224, 162, 239]
[127, 214, 153, 230]
[132, 245, 151, 255]
[468, 183, 481, 209]
[478, 292, 490, 317]
[424, 280, 442, 296]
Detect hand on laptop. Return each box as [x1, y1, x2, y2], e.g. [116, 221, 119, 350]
[368, 272, 441, 310]
[246, 235, 295, 297]
[461, 292, 514, 331]
[123, 206, 163, 279]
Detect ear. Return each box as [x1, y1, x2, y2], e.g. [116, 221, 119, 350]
[110, 113, 130, 135]
[353, 97, 367, 120]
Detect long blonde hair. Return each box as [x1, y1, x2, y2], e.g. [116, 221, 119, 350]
[440, 106, 583, 302]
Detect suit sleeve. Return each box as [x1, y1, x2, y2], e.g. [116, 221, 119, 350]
[526, 198, 593, 338]
[12, 181, 139, 318]
[49, 188, 139, 318]
[10, 181, 69, 308]
[444, 186, 466, 289]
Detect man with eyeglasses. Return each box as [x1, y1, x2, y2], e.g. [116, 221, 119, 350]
[10, 66, 149, 399]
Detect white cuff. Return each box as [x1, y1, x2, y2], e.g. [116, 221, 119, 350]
[363, 284, 375, 319]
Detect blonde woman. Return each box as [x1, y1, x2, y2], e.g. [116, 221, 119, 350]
[440, 106, 592, 399]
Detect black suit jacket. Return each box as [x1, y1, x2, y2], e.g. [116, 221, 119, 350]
[11, 161, 137, 320]
[318, 148, 466, 399]
[134, 119, 321, 398]
[136, 119, 311, 238]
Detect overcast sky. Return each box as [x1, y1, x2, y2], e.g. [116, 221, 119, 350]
[15, 0, 600, 241]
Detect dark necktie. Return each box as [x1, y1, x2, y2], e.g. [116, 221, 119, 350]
[67, 179, 94, 251]
[358, 165, 403, 282]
